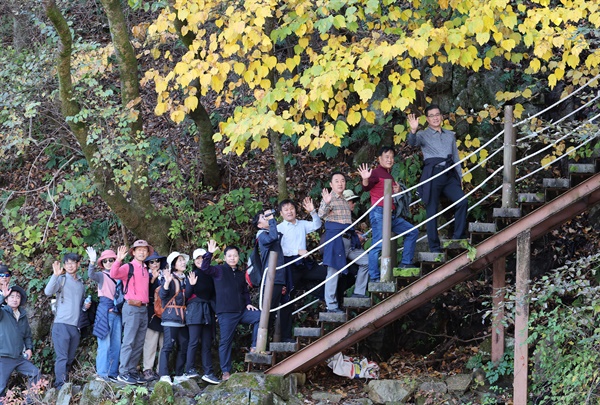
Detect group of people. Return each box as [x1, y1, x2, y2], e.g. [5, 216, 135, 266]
[0, 104, 469, 399]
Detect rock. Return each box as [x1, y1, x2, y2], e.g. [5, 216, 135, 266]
[150, 380, 174, 405]
[173, 377, 201, 397]
[42, 387, 58, 404]
[446, 374, 473, 394]
[311, 390, 343, 403]
[56, 383, 72, 405]
[418, 379, 447, 394]
[366, 379, 416, 404]
[79, 380, 109, 405]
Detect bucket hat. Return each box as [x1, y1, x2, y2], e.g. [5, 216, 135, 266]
[343, 190, 359, 201]
[144, 251, 168, 270]
[97, 249, 118, 266]
[129, 240, 155, 257]
[166, 252, 190, 270]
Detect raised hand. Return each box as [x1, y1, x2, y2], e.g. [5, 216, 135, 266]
[302, 197, 315, 212]
[207, 239, 218, 254]
[85, 246, 97, 264]
[52, 261, 64, 277]
[163, 268, 173, 286]
[407, 113, 419, 133]
[357, 164, 372, 181]
[321, 188, 332, 205]
[188, 272, 198, 286]
[116, 246, 128, 262]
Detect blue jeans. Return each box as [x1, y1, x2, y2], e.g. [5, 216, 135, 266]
[96, 312, 122, 378]
[368, 206, 418, 280]
[217, 309, 261, 373]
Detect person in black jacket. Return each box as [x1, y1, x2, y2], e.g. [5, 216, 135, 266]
[158, 252, 189, 385]
[252, 209, 294, 342]
[200, 240, 260, 382]
[0, 284, 40, 403]
[184, 248, 219, 384]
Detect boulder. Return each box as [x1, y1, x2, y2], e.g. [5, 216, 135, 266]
[365, 379, 416, 404]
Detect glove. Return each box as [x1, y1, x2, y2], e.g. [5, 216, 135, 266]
[86, 246, 97, 264]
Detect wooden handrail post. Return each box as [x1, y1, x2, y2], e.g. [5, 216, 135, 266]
[491, 258, 506, 363]
[381, 179, 393, 282]
[256, 251, 278, 352]
[514, 230, 530, 403]
[503, 105, 516, 208]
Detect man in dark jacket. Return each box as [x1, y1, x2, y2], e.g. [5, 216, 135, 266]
[200, 240, 260, 381]
[0, 284, 40, 403]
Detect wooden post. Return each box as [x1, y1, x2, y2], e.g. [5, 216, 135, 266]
[256, 251, 278, 352]
[503, 105, 516, 209]
[491, 258, 506, 363]
[514, 230, 530, 404]
[381, 179, 393, 282]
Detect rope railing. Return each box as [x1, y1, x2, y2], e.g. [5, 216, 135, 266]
[261, 75, 600, 313]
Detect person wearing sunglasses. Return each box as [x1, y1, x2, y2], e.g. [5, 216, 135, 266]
[407, 104, 468, 253]
[85, 248, 122, 383]
[142, 251, 167, 382]
[0, 265, 11, 302]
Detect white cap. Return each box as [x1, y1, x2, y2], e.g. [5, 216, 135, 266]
[193, 248, 207, 260]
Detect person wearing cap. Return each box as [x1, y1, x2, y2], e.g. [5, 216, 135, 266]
[158, 252, 189, 385]
[200, 240, 261, 382]
[184, 248, 219, 384]
[0, 284, 40, 403]
[85, 247, 122, 383]
[110, 240, 153, 385]
[0, 265, 12, 302]
[142, 251, 167, 382]
[358, 146, 419, 282]
[44, 253, 90, 389]
[252, 209, 294, 342]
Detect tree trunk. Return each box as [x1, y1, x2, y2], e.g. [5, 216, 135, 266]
[171, 3, 221, 189]
[44, 0, 171, 254]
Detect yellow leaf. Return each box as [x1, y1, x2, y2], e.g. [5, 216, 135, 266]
[171, 110, 185, 123]
[462, 171, 472, 183]
[431, 65, 444, 77]
[347, 110, 362, 125]
[298, 134, 311, 149]
[234, 62, 245, 75]
[257, 137, 269, 150]
[566, 53, 579, 68]
[184, 95, 198, 111]
[154, 102, 167, 116]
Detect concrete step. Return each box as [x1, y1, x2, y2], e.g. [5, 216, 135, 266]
[417, 252, 446, 263]
[318, 312, 347, 323]
[294, 327, 322, 338]
[543, 178, 569, 188]
[517, 193, 545, 204]
[368, 281, 397, 293]
[569, 163, 596, 186]
[269, 342, 298, 353]
[245, 352, 273, 365]
[441, 239, 469, 250]
[469, 222, 496, 233]
[493, 207, 522, 218]
[343, 296, 372, 308]
[393, 266, 420, 278]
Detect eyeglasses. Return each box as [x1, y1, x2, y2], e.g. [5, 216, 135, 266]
[0, 274, 10, 278]
[148, 260, 160, 265]
[427, 113, 443, 118]
[102, 258, 115, 264]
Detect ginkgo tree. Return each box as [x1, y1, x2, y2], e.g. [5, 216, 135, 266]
[145, 0, 599, 169]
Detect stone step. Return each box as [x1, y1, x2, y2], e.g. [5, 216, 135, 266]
[318, 312, 347, 323]
[469, 222, 496, 233]
[269, 342, 298, 353]
[245, 352, 273, 365]
[367, 281, 397, 293]
[517, 193, 545, 204]
[393, 266, 420, 278]
[417, 252, 446, 263]
[441, 239, 469, 250]
[294, 327, 322, 338]
[569, 163, 595, 174]
[343, 296, 372, 308]
[543, 178, 569, 189]
[493, 207, 522, 218]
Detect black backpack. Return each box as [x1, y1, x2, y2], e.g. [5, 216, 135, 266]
[245, 240, 265, 288]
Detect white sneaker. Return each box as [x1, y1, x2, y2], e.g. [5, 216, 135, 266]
[159, 375, 172, 384]
[173, 375, 189, 384]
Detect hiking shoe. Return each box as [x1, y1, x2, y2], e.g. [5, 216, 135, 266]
[130, 372, 145, 384]
[117, 374, 138, 385]
[327, 308, 344, 313]
[159, 375, 172, 385]
[351, 293, 368, 298]
[221, 372, 231, 381]
[143, 369, 158, 382]
[95, 375, 110, 382]
[399, 263, 417, 268]
[108, 375, 119, 383]
[201, 373, 220, 385]
[173, 375, 189, 384]
[281, 338, 297, 343]
[183, 368, 199, 378]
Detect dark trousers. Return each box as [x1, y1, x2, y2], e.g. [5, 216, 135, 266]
[425, 167, 468, 251]
[0, 356, 40, 399]
[185, 324, 214, 375]
[159, 326, 189, 377]
[286, 257, 326, 300]
[269, 284, 293, 341]
[217, 309, 261, 373]
[51, 323, 80, 388]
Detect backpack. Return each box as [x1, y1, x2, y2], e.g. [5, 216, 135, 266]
[153, 277, 185, 321]
[245, 239, 265, 288]
[105, 273, 125, 314]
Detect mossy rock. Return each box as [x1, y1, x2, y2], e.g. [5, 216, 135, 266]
[149, 380, 174, 405]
